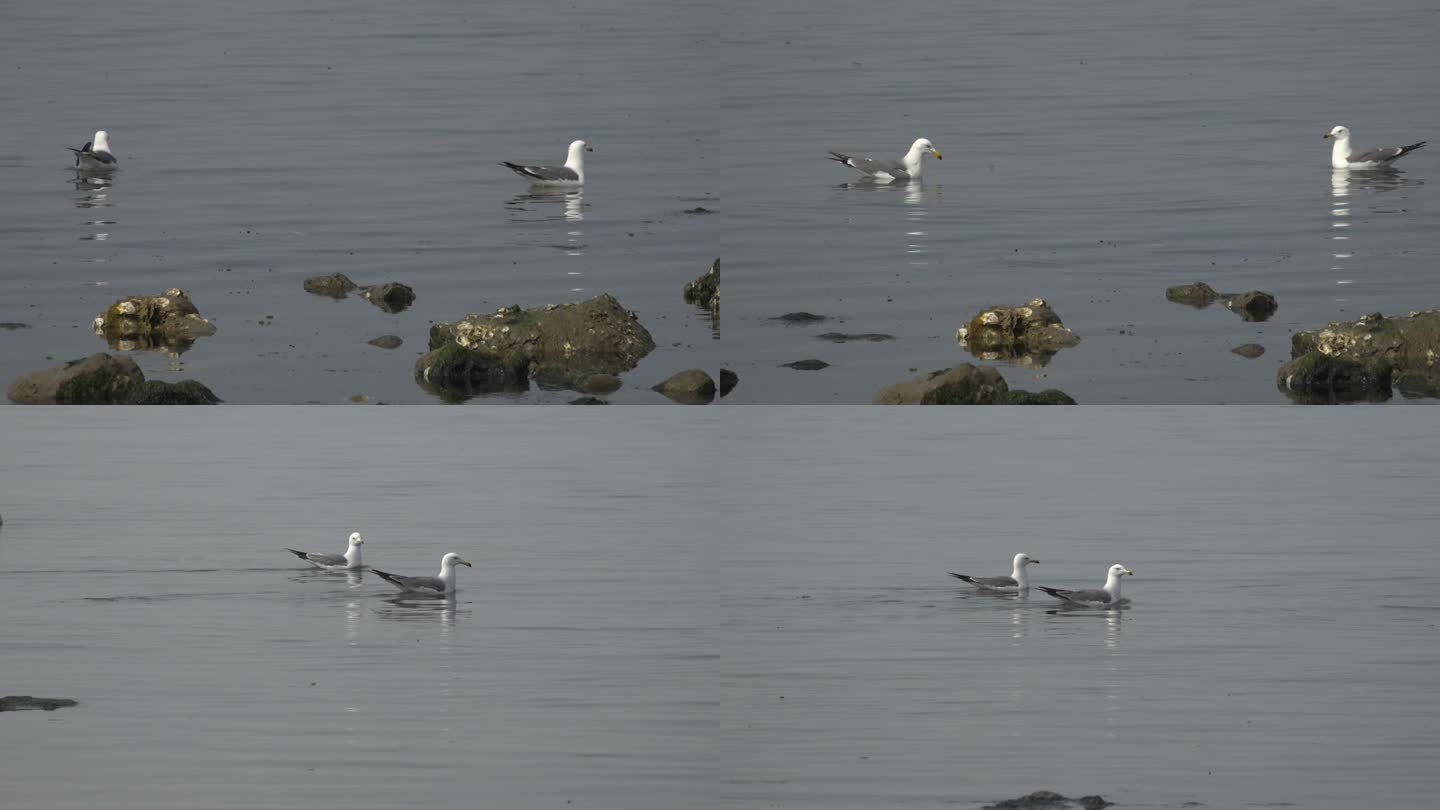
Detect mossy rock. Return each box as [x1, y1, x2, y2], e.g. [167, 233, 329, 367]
[302, 273, 358, 298]
[1276, 351, 1392, 404]
[124, 380, 221, 404]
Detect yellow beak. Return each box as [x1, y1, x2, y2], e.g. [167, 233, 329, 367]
[1323, 133, 1333, 140]
[931, 149, 943, 159]
[459, 559, 473, 567]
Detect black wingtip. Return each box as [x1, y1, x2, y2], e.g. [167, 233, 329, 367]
[826, 152, 848, 163]
[370, 568, 399, 584]
[284, 548, 308, 559]
[948, 572, 975, 583]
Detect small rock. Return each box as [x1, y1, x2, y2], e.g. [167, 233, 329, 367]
[568, 396, 609, 404]
[574, 373, 623, 394]
[773, 312, 828, 323]
[93, 288, 217, 353]
[302, 273, 358, 298]
[1003, 389, 1078, 405]
[984, 791, 1112, 810]
[652, 369, 716, 404]
[719, 368, 738, 397]
[361, 283, 416, 313]
[124, 380, 222, 405]
[1165, 281, 1220, 307]
[874, 365, 1074, 405]
[1230, 343, 1265, 358]
[367, 335, 404, 350]
[0, 696, 79, 712]
[783, 359, 830, 370]
[956, 298, 1080, 366]
[818, 332, 895, 343]
[683, 259, 720, 319]
[1221, 290, 1278, 322]
[0, 322, 31, 331]
[682, 207, 715, 214]
[414, 344, 532, 401]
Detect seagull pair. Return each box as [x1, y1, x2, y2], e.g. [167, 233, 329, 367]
[285, 532, 473, 595]
[949, 553, 1134, 607]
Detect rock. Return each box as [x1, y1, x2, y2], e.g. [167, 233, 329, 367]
[124, 380, 222, 405]
[420, 293, 655, 395]
[683, 258, 720, 320]
[1165, 281, 1220, 307]
[682, 207, 715, 214]
[302, 272, 358, 298]
[92, 288, 217, 353]
[818, 332, 895, 343]
[984, 791, 1112, 810]
[414, 344, 532, 401]
[1003, 388, 1078, 405]
[8, 353, 143, 404]
[568, 396, 609, 404]
[1221, 290, 1278, 322]
[1277, 352, 1392, 404]
[575, 373, 623, 394]
[874, 364, 1075, 405]
[367, 335, 404, 350]
[783, 359, 830, 370]
[956, 298, 1080, 367]
[719, 368, 738, 397]
[1231, 343, 1265, 358]
[0, 696, 78, 712]
[0, 322, 31, 330]
[773, 312, 829, 323]
[874, 364, 1009, 404]
[360, 282, 416, 313]
[652, 369, 716, 404]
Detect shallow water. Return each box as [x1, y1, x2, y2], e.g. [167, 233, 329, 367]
[0, 0, 720, 403]
[720, 0, 1440, 403]
[0, 410, 714, 808]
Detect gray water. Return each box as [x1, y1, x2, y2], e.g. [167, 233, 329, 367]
[0, 410, 714, 809]
[0, 0, 720, 403]
[718, 411, 1440, 808]
[3, 410, 1437, 808]
[721, 0, 1440, 403]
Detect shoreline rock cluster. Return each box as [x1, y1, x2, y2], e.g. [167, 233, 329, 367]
[8, 353, 220, 404]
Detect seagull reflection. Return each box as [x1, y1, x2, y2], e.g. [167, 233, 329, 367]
[1328, 169, 1420, 280]
[835, 181, 942, 266]
[508, 189, 586, 224]
[375, 594, 462, 628]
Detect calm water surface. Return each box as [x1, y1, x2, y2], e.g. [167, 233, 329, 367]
[0, 410, 714, 808]
[721, 0, 1440, 402]
[0, 1, 720, 403]
[718, 410, 1440, 808]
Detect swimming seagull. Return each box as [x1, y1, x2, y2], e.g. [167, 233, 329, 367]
[285, 532, 365, 570]
[502, 139, 592, 187]
[1038, 563, 1134, 607]
[372, 552, 473, 595]
[68, 130, 118, 170]
[827, 138, 941, 181]
[948, 552, 1039, 592]
[1325, 125, 1426, 169]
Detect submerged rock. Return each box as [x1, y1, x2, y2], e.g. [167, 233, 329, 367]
[956, 298, 1080, 367]
[1165, 282, 1221, 307]
[367, 335, 404, 350]
[874, 364, 1075, 405]
[984, 792, 1111, 810]
[0, 322, 31, 331]
[303, 272, 359, 298]
[0, 696, 79, 712]
[574, 373, 623, 394]
[360, 282, 416, 313]
[773, 312, 829, 323]
[653, 369, 716, 404]
[568, 396, 609, 404]
[92, 288, 217, 353]
[783, 359, 830, 370]
[9, 353, 143, 404]
[418, 293, 655, 398]
[818, 332, 894, 343]
[719, 368, 738, 397]
[1231, 343, 1266, 358]
[8, 353, 221, 404]
[1277, 352, 1392, 404]
[683, 258, 720, 321]
[1221, 290, 1278, 322]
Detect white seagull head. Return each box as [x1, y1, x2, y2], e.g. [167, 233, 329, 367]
[1108, 563, 1134, 579]
[441, 552, 473, 569]
[348, 532, 364, 547]
[1324, 125, 1349, 141]
[93, 130, 112, 152]
[910, 138, 942, 160]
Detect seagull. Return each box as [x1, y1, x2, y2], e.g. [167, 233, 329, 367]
[1038, 563, 1133, 607]
[372, 552, 473, 595]
[1325, 125, 1425, 169]
[285, 531, 365, 570]
[67, 130, 118, 170]
[827, 137, 941, 181]
[502, 139, 592, 187]
[948, 552, 1039, 592]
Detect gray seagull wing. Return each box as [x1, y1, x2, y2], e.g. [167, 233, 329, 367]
[372, 569, 446, 593]
[287, 548, 346, 566]
[1039, 586, 1112, 604]
[949, 573, 1019, 588]
[502, 161, 579, 182]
